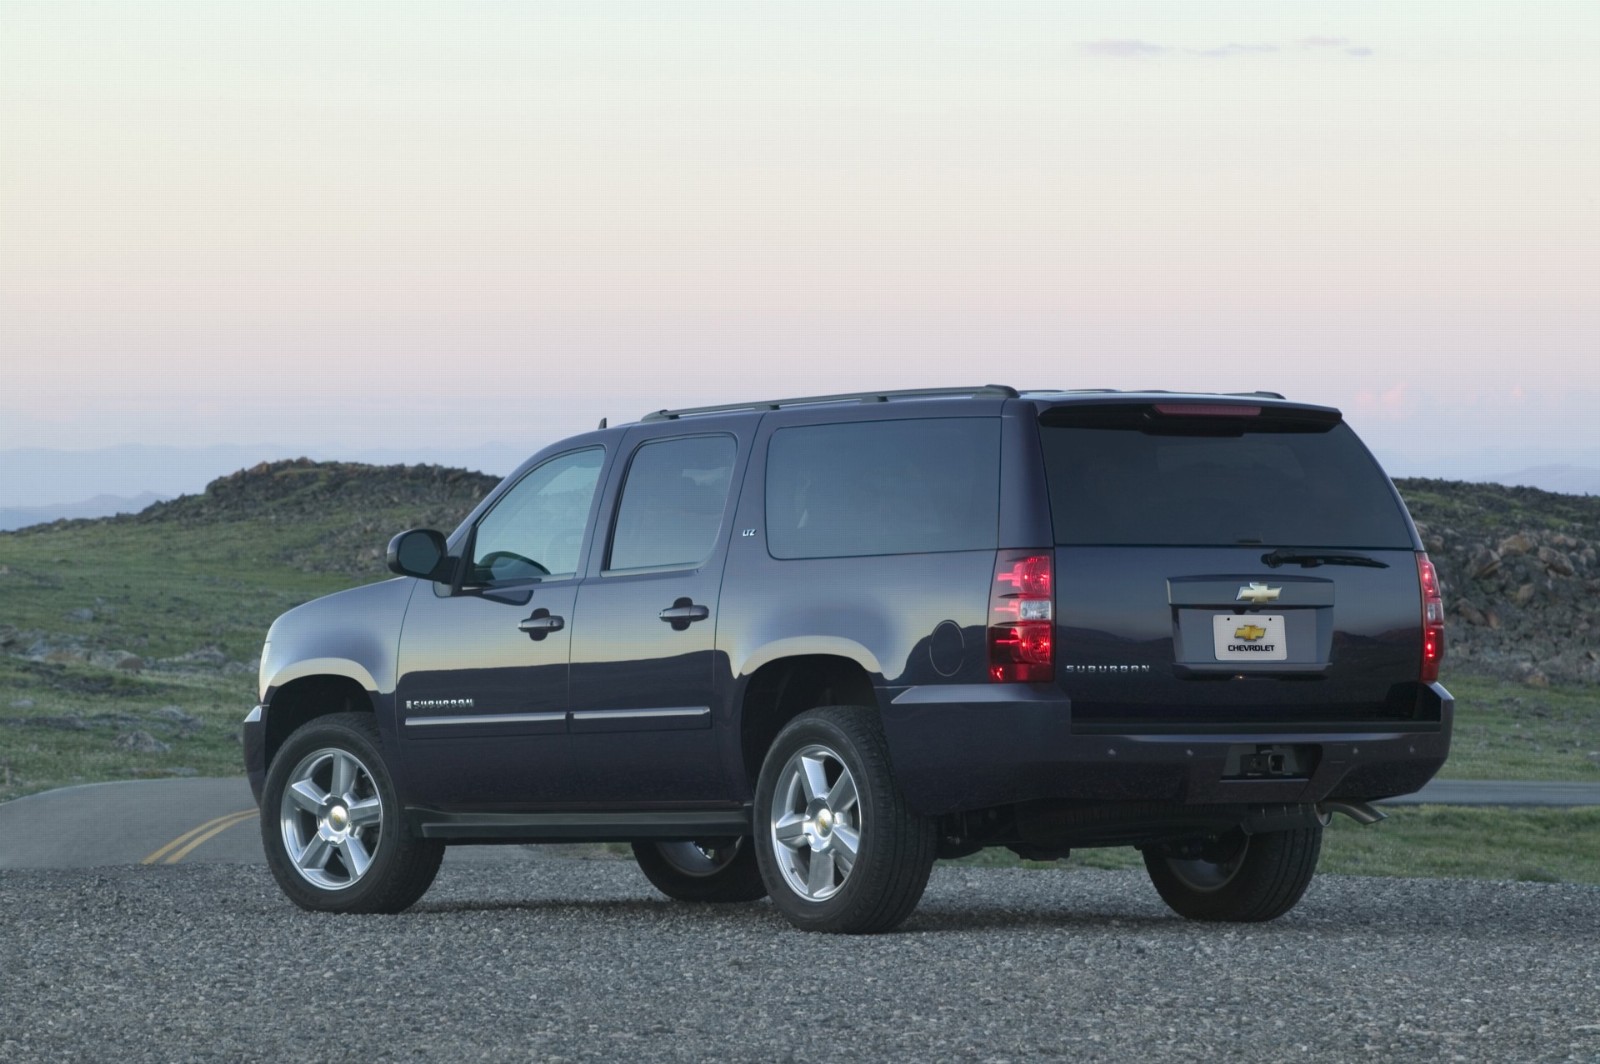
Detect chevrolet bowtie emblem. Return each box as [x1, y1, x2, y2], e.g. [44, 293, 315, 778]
[1234, 624, 1268, 640]
[1237, 582, 1281, 604]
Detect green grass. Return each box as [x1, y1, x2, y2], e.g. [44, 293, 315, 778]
[0, 655, 254, 799]
[1439, 673, 1600, 781]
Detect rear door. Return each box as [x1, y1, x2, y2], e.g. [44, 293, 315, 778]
[565, 420, 751, 803]
[1037, 400, 1427, 730]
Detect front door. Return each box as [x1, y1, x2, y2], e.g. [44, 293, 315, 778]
[395, 446, 606, 809]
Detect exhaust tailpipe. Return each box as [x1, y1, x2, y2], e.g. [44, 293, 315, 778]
[1317, 799, 1388, 826]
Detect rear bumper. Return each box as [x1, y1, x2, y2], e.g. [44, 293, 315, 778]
[880, 683, 1453, 817]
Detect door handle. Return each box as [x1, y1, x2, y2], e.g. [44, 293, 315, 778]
[518, 609, 564, 640]
[658, 598, 710, 630]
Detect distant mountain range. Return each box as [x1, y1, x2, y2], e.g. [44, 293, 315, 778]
[0, 493, 169, 532]
[0, 443, 534, 516]
[1491, 465, 1600, 498]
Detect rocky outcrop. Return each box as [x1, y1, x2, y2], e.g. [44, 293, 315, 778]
[1398, 478, 1599, 685]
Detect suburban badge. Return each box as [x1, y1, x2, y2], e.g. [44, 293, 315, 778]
[1237, 582, 1281, 604]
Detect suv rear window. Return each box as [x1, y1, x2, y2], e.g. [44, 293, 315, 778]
[1040, 408, 1413, 548]
[766, 417, 1000, 559]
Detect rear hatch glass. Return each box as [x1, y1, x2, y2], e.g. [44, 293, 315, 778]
[1040, 404, 1413, 549]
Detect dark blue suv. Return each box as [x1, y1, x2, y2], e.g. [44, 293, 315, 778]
[244, 386, 1451, 932]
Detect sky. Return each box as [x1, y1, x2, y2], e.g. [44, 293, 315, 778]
[2, 1, 1598, 503]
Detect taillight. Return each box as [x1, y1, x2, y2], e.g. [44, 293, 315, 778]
[988, 550, 1054, 683]
[1417, 552, 1445, 682]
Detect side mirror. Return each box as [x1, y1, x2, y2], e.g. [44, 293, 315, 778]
[386, 528, 452, 581]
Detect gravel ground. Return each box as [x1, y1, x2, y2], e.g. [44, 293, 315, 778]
[3, 852, 1598, 1063]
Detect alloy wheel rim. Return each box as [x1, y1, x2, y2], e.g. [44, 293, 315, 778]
[769, 743, 861, 902]
[279, 747, 384, 891]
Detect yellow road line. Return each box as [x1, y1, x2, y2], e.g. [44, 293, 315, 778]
[141, 808, 258, 866]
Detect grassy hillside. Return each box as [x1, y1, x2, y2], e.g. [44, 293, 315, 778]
[1, 462, 1597, 884]
[0, 460, 496, 797]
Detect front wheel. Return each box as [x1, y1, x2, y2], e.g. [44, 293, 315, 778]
[631, 839, 767, 903]
[261, 712, 444, 914]
[1142, 824, 1323, 922]
[753, 706, 936, 934]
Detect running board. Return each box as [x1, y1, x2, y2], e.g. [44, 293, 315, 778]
[406, 807, 752, 843]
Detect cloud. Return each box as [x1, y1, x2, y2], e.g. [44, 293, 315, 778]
[1081, 37, 1374, 59]
[1080, 39, 1170, 58]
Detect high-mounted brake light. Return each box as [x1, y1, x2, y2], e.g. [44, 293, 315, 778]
[1153, 403, 1261, 417]
[1417, 553, 1445, 683]
[988, 550, 1054, 683]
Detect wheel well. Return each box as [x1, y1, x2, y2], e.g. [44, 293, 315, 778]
[738, 655, 877, 788]
[264, 675, 374, 770]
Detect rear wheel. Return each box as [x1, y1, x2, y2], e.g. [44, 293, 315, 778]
[753, 706, 936, 934]
[1142, 824, 1323, 922]
[261, 712, 444, 914]
[631, 839, 767, 903]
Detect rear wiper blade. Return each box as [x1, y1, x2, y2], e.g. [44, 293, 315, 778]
[1261, 550, 1389, 569]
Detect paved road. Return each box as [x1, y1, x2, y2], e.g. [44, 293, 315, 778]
[3, 775, 1598, 872]
[2, 860, 1597, 1062]
[0, 777, 525, 870]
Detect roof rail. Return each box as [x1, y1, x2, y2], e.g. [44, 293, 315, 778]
[640, 384, 1019, 422]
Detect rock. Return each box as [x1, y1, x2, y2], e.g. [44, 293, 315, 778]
[1456, 601, 1487, 626]
[1536, 546, 1575, 576]
[1523, 670, 1550, 689]
[0, 624, 19, 647]
[1512, 584, 1537, 606]
[151, 705, 202, 729]
[1468, 548, 1501, 580]
[89, 650, 144, 672]
[65, 607, 96, 622]
[1498, 532, 1536, 557]
[1484, 608, 1502, 629]
[45, 648, 88, 664]
[10, 698, 35, 709]
[171, 645, 229, 667]
[113, 730, 171, 754]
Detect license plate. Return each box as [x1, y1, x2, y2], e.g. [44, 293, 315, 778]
[1212, 614, 1287, 662]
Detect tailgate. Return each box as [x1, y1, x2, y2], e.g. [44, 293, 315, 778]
[1056, 545, 1432, 729]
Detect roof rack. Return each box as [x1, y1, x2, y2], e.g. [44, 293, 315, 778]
[641, 384, 1019, 422]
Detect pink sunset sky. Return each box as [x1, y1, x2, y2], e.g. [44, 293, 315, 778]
[2, 2, 1596, 501]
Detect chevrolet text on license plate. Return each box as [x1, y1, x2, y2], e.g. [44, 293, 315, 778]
[1212, 614, 1287, 661]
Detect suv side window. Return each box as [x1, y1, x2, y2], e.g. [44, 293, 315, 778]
[468, 447, 604, 584]
[765, 417, 1001, 559]
[607, 434, 737, 572]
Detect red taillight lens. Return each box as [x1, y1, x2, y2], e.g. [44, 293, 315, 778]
[989, 550, 1054, 683]
[1418, 553, 1445, 682]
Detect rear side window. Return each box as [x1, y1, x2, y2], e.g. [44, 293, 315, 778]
[766, 418, 1001, 559]
[608, 434, 736, 571]
[1041, 413, 1413, 548]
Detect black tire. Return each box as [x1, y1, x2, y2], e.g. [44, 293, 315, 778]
[261, 712, 444, 914]
[753, 706, 936, 934]
[631, 839, 768, 903]
[1142, 824, 1323, 922]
